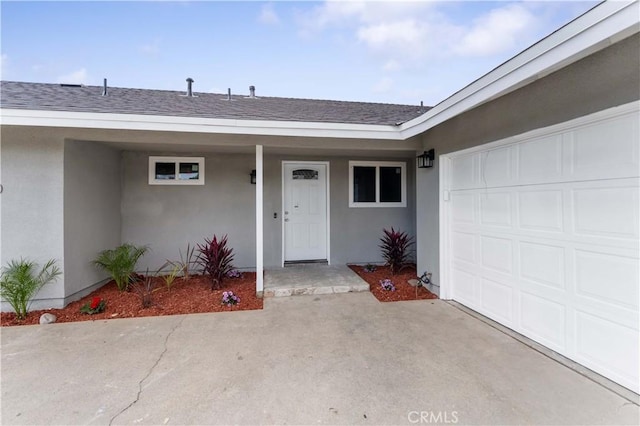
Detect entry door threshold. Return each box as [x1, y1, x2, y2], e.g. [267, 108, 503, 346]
[284, 259, 328, 266]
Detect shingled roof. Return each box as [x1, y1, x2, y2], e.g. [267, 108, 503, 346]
[0, 81, 429, 126]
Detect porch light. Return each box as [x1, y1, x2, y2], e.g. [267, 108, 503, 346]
[417, 149, 435, 169]
[250, 169, 257, 184]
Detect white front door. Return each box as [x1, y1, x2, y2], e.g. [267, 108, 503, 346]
[283, 162, 328, 262]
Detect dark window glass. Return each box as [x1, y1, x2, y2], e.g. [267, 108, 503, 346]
[179, 162, 200, 180]
[353, 166, 376, 202]
[380, 166, 402, 202]
[292, 169, 318, 180]
[155, 162, 176, 180]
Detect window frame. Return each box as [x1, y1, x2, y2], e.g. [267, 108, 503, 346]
[148, 156, 205, 185]
[348, 160, 406, 208]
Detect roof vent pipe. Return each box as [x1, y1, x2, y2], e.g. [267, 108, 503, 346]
[249, 85, 255, 98]
[102, 78, 108, 96]
[227, 88, 231, 101]
[186, 77, 194, 97]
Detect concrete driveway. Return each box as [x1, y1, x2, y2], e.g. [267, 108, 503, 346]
[1, 292, 638, 425]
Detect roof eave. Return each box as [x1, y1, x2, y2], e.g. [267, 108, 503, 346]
[0, 108, 406, 141]
[398, 0, 640, 139]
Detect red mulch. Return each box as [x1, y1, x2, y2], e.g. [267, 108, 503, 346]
[1, 273, 262, 327]
[348, 264, 438, 302]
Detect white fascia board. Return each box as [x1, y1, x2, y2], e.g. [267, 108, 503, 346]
[0, 108, 405, 141]
[399, 0, 640, 139]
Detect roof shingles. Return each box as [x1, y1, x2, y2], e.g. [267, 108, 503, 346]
[0, 81, 428, 126]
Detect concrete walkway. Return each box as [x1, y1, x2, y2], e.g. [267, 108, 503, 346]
[1, 293, 638, 425]
[264, 264, 369, 297]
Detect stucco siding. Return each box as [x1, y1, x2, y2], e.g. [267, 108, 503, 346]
[121, 151, 415, 272]
[63, 140, 121, 303]
[416, 34, 640, 293]
[1, 129, 65, 308]
[121, 151, 256, 272]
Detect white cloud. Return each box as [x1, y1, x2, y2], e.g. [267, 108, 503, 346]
[454, 4, 537, 56]
[383, 60, 401, 72]
[56, 68, 89, 85]
[258, 3, 280, 25]
[296, 1, 553, 69]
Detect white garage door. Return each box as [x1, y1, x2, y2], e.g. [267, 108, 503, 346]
[441, 103, 639, 393]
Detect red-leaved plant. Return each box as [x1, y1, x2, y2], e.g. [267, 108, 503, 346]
[80, 296, 106, 315]
[379, 227, 414, 275]
[196, 235, 235, 290]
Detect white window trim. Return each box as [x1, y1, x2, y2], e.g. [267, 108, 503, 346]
[148, 156, 205, 185]
[348, 160, 406, 208]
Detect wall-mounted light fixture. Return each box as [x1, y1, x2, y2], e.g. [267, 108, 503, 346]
[250, 169, 257, 184]
[417, 149, 435, 169]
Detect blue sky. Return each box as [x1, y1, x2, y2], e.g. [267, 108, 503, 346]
[1, 1, 597, 105]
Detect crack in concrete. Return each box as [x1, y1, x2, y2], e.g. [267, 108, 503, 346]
[109, 317, 185, 425]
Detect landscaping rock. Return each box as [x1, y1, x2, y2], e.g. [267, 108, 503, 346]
[39, 313, 57, 324]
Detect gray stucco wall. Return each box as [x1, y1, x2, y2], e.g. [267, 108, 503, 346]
[121, 151, 415, 272]
[1, 129, 66, 308]
[63, 140, 121, 303]
[121, 151, 256, 272]
[416, 34, 640, 293]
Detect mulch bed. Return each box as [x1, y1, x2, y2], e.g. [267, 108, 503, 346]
[1, 273, 262, 327]
[348, 264, 438, 302]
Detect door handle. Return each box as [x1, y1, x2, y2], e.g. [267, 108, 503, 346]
[284, 218, 289, 222]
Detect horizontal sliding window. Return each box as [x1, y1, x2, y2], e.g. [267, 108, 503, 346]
[349, 161, 406, 208]
[149, 156, 205, 185]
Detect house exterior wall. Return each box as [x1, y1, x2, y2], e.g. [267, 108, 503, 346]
[121, 151, 415, 272]
[63, 140, 121, 303]
[121, 151, 257, 272]
[0, 128, 66, 308]
[416, 33, 640, 293]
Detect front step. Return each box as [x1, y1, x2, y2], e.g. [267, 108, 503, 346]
[263, 282, 369, 298]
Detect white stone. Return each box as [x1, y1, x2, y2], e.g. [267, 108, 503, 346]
[39, 313, 57, 324]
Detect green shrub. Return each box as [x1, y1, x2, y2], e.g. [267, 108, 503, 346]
[174, 243, 196, 281]
[379, 228, 414, 274]
[0, 258, 61, 320]
[196, 235, 235, 290]
[93, 244, 148, 291]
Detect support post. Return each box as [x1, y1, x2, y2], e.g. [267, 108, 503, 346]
[255, 145, 264, 296]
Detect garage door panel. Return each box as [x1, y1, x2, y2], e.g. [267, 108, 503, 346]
[480, 146, 513, 187]
[451, 154, 477, 190]
[517, 134, 563, 184]
[575, 310, 639, 391]
[481, 278, 513, 324]
[574, 248, 639, 311]
[520, 291, 566, 351]
[452, 231, 476, 264]
[517, 189, 564, 233]
[571, 114, 639, 179]
[573, 186, 639, 240]
[451, 192, 476, 224]
[480, 235, 513, 275]
[444, 105, 639, 392]
[480, 192, 512, 227]
[452, 268, 478, 307]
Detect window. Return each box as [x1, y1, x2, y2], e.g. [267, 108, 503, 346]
[149, 156, 205, 185]
[349, 161, 406, 207]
